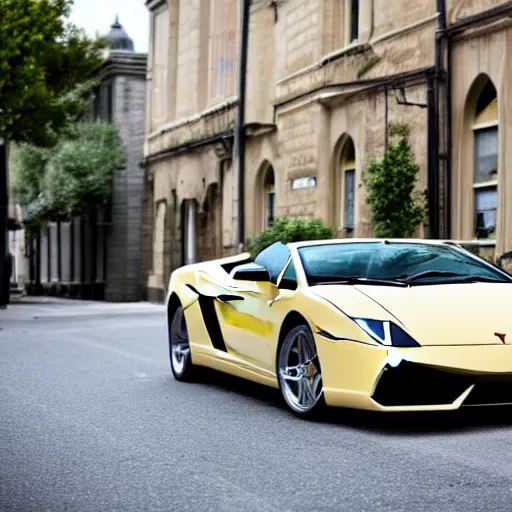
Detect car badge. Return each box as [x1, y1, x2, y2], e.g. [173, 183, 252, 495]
[494, 332, 507, 344]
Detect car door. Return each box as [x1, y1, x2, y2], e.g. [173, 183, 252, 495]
[217, 243, 292, 370]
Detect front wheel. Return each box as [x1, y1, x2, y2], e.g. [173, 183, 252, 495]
[169, 306, 196, 381]
[277, 324, 325, 418]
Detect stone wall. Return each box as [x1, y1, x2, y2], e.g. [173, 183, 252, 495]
[450, 19, 512, 258]
[105, 69, 147, 302]
[448, 0, 508, 23]
[142, 0, 512, 302]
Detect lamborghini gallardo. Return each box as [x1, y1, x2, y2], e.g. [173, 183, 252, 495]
[166, 239, 512, 417]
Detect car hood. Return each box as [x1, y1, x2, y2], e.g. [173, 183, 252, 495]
[311, 283, 512, 346]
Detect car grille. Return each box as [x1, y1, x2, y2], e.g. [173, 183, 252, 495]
[372, 361, 474, 407]
[463, 379, 512, 406]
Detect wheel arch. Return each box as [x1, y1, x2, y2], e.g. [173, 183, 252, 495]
[277, 311, 310, 350]
[167, 292, 182, 328]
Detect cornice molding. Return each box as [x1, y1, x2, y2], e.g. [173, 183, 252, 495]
[98, 52, 148, 81]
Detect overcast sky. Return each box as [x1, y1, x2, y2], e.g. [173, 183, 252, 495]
[69, 0, 150, 54]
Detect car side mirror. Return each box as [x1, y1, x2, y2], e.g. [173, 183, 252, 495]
[231, 263, 271, 282]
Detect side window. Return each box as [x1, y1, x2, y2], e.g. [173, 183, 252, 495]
[254, 242, 291, 284]
[279, 260, 298, 291]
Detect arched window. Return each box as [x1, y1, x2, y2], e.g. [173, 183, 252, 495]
[263, 167, 275, 229]
[340, 137, 356, 236]
[473, 80, 498, 239]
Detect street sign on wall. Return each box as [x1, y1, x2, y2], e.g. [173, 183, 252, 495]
[291, 177, 316, 190]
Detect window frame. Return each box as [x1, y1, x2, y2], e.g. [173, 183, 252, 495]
[338, 137, 357, 236]
[276, 257, 299, 291]
[208, 0, 238, 104]
[151, 6, 170, 127]
[296, 242, 512, 285]
[262, 167, 276, 230]
[472, 120, 498, 241]
[349, 0, 360, 44]
[266, 183, 275, 229]
[343, 168, 356, 233]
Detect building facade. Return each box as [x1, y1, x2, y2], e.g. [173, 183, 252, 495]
[23, 18, 148, 302]
[143, 0, 512, 302]
[96, 20, 148, 301]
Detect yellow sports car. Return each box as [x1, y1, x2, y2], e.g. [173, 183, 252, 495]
[166, 239, 512, 417]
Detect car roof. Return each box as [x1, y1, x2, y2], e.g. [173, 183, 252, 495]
[288, 238, 459, 249]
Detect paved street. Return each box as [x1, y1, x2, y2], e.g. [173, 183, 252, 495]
[2, 299, 512, 511]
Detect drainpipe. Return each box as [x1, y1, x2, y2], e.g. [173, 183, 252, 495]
[235, 0, 250, 249]
[435, 0, 447, 238]
[445, 34, 452, 239]
[427, 76, 440, 239]
[436, 0, 452, 239]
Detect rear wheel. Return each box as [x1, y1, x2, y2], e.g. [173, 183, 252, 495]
[169, 306, 196, 381]
[277, 324, 325, 418]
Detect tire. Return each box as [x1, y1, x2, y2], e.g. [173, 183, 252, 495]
[169, 305, 196, 381]
[277, 324, 326, 418]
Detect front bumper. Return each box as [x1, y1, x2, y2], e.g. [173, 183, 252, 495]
[315, 336, 512, 411]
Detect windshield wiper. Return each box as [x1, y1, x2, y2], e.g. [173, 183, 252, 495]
[311, 276, 407, 287]
[396, 270, 507, 285]
[447, 275, 509, 284]
[396, 270, 461, 284]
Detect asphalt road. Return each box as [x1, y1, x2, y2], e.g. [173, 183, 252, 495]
[2, 298, 512, 512]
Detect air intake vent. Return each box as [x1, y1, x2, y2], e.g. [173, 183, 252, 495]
[463, 380, 512, 406]
[372, 361, 473, 407]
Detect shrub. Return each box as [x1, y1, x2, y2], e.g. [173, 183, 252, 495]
[244, 217, 335, 259]
[364, 124, 426, 238]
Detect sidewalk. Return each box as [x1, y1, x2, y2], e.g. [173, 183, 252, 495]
[1, 295, 165, 323]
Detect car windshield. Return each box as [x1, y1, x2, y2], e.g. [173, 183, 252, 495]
[298, 242, 512, 286]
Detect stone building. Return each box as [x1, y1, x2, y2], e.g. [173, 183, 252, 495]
[97, 17, 148, 301]
[25, 18, 148, 301]
[143, 0, 512, 302]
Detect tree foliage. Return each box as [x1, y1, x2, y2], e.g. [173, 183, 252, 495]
[0, 0, 105, 146]
[244, 217, 335, 259]
[364, 125, 426, 238]
[11, 123, 126, 224]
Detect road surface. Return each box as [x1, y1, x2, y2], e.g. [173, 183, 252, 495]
[1, 298, 512, 511]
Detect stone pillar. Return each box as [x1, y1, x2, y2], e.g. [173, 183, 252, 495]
[185, 200, 197, 265]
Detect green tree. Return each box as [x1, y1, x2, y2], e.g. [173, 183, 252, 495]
[9, 144, 51, 224]
[44, 123, 126, 216]
[244, 217, 335, 259]
[364, 125, 426, 238]
[0, 0, 105, 146]
[11, 123, 126, 225]
[0, 0, 105, 304]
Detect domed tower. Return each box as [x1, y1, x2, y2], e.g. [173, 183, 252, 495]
[105, 15, 135, 52]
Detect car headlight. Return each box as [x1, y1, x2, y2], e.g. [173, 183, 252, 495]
[353, 318, 420, 347]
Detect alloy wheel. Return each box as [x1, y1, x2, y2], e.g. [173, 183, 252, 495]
[169, 306, 193, 379]
[278, 326, 323, 415]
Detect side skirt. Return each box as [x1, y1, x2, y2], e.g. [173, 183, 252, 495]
[192, 344, 279, 389]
